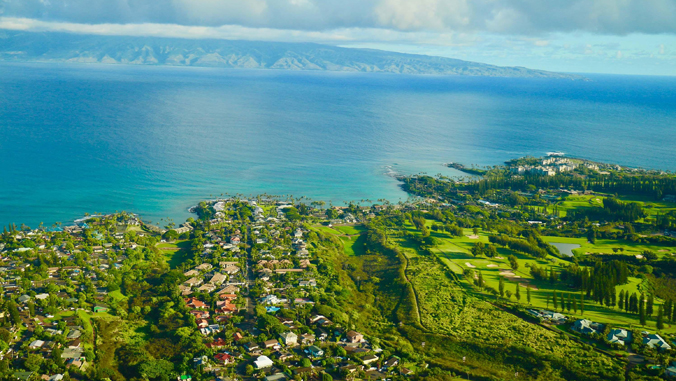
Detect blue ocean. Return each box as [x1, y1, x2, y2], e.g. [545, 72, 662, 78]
[1, 62, 675, 228]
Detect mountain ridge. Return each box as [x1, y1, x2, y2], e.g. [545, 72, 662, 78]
[0, 30, 584, 79]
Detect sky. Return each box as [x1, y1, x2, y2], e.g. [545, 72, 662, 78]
[0, 0, 675, 75]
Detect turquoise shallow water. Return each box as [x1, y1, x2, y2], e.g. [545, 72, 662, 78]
[1, 62, 675, 227]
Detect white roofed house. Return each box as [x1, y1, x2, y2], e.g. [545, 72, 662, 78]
[606, 329, 631, 346]
[643, 333, 672, 351]
[572, 319, 604, 336]
[254, 355, 274, 369]
[666, 362, 676, 377]
[260, 295, 286, 305]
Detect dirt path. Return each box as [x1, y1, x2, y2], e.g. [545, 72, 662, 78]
[400, 250, 426, 331]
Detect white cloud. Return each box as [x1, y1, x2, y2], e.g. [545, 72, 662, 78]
[2, 0, 676, 35]
[0, 16, 479, 46]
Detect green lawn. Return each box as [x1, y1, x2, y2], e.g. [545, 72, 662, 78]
[311, 225, 343, 236]
[334, 225, 366, 235]
[109, 290, 127, 302]
[157, 239, 191, 268]
[552, 193, 676, 223]
[542, 236, 676, 258]
[406, 225, 676, 334]
[442, 252, 674, 333]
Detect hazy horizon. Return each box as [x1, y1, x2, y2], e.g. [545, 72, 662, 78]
[0, 0, 674, 76]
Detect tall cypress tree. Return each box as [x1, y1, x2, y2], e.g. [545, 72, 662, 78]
[625, 293, 630, 312]
[611, 286, 617, 308]
[657, 305, 664, 330]
[618, 290, 625, 310]
[526, 285, 531, 305]
[580, 293, 585, 315]
[553, 291, 558, 311]
[515, 284, 521, 302]
[647, 294, 654, 316]
[499, 277, 505, 299]
[567, 294, 572, 312]
[573, 297, 578, 314]
[640, 296, 647, 326]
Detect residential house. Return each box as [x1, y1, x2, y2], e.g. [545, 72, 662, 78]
[643, 333, 672, 351]
[197, 284, 216, 293]
[214, 353, 233, 365]
[265, 374, 288, 381]
[210, 272, 228, 285]
[315, 329, 328, 341]
[260, 295, 286, 305]
[300, 333, 315, 345]
[346, 330, 364, 343]
[185, 298, 208, 309]
[310, 315, 332, 326]
[196, 263, 213, 272]
[206, 338, 227, 349]
[263, 339, 280, 350]
[572, 319, 604, 335]
[305, 345, 324, 357]
[280, 331, 297, 346]
[298, 279, 316, 287]
[665, 362, 676, 378]
[244, 342, 260, 353]
[184, 277, 203, 287]
[607, 329, 631, 346]
[362, 354, 379, 366]
[254, 355, 274, 369]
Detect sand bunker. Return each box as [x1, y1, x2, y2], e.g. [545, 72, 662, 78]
[487, 264, 498, 268]
[636, 255, 644, 259]
[465, 262, 476, 268]
[498, 270, 537, 289]
[495, 256, 504, 260]
[467, 235, 480, 239]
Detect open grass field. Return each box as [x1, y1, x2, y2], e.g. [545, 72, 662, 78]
[108, 290, 127, 302]
[550, 193, 676, 222]
[392, 236, 625, 380]
[542, 236, 676, 258]
[555, 194, 604, 217]
[156, 239, 190, 268]
[311, 225, 343, 236]
[426, 229, 676, 334]
[333, 224, 366, 235]
[319, 219, 676, 337]
[312, 224, 367, 256]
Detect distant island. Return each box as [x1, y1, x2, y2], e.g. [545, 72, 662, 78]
[0, 30, 585, 79]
